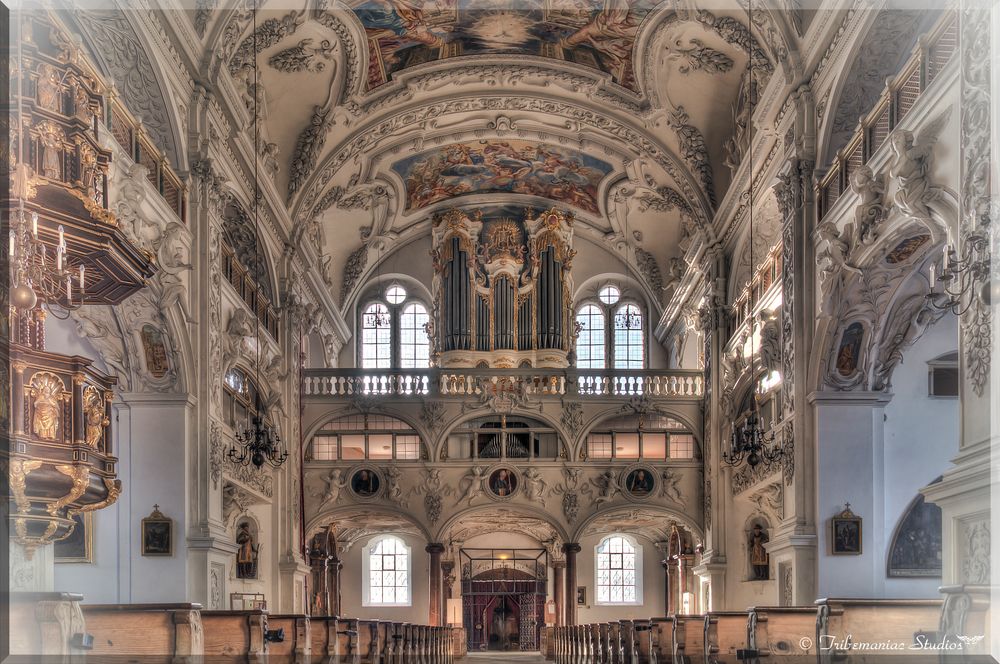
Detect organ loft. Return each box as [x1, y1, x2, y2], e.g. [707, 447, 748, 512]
[4, 2, 998, 663]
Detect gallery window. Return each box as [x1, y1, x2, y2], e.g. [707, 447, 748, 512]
[595, 534, 643, 605]
[445, 414, 561, 460]
[574, 291, 645, 370]
[585, 414, 696, 461]
[363, 535, 411, 607]
[308, 413, 425, 461]
[359, 285, 430, 369]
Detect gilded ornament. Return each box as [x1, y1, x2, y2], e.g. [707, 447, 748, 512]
[30, 372, 65, 440]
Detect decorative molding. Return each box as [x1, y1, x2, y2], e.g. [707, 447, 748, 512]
[666, 106, 715, 205]
[268, 38, 336, 74]
[227, 10, 305, 79]
[560, 402, 584, 440]
[961, 519, 990, 585]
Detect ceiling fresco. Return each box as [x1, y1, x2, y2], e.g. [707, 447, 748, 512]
[392, 139, 614, 213]
[351, 0, 661, 91]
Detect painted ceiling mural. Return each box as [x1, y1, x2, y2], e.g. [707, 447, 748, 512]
[352, 0, 660, 91]
[392, 140, 613, 213]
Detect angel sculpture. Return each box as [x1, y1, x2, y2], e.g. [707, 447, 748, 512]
[816, 220, 857, 285]
[384, 466, 405, 506]
[460, 466, 489, 505]
[522, 468, 548, 505]
[660, 469, 684, 505]
[591, 470, 622, 504]
[316, 469, 349, 504]
[888, 110, 949, 220]
[850, 165, 886, 245]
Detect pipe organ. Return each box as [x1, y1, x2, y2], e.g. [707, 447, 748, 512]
[431, 208, 575, 368]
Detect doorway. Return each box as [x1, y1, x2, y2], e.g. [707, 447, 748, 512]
[460, 548, 548, 652]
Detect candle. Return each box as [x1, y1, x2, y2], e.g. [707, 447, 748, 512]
[929, 262, 936, 286]
[9, 231, 14, 256]
[79, 264, 85, 291]
[56, 246, 62, 272]
[58, 225, 65, 247]
[942, 243, 949, 270]
[66, 274, 72, 301]
[31, 212, 38, 237]
[40, 244, 46, 267]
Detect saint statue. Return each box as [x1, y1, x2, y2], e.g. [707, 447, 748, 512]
[748, 524, 769, 580]
[236, 522, 258, 579]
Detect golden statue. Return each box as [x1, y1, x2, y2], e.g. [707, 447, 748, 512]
[84, 386, 107, 449]
[31, 372, 64, 440]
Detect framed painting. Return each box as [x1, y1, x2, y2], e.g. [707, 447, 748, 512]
[576, 586, 587, 606]
[141, 505, 173, 556]
[55, 512, 93, 563]
[831, 505, 862, 555]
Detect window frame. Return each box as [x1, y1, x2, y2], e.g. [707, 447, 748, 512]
[584, 415, 696, 461]
[357, 292, 431, 369]
[308, 413, 425, 461]
[594, 534, 643, 606]
[573, 295, 646, 370]
[222, 366, 270, 431]
[362, 535, 413, 608]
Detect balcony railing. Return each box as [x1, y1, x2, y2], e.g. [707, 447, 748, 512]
[303, 368, 704, 399]
[731, 242, 783, 333]
[816, 12, 957, 221]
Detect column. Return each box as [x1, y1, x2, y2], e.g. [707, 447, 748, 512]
[552, 560, 566, 627]
[330, 552, 343, 616]
[562, 543, 581, 626]
[809, 391, 891, 598]
[660, 559, 673, 615]
[427, 543, 445, 626]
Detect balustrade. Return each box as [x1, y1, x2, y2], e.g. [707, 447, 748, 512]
[303, 368, 704, 400]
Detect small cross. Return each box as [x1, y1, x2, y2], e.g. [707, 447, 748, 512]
[153, 504, 159, 512]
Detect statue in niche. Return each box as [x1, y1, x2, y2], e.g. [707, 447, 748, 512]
[31, 373, 63, 440]
[36, 63, 62, 112]
[83, 386, 107, 448]
[236, 522, 259, 579]
[748, 523, 770, 580]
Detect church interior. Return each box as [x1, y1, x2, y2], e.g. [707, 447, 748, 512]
[3, 0, 998, 662]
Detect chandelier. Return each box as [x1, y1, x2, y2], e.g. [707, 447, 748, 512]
[226, 7, 287, 470]
[615, 305, 643, 330]
[928, 233, 992, 314]
[9, 209, 85, 315]
[722, 0, 783, 470]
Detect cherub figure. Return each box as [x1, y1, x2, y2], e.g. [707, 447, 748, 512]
[816, 220, 855, 287]
[315, 469, 348, 504]
[850, 165, 885, 245]
[887, 110, 950, 220]
[523, 468, 548, 505]
[460, 465, 489, 505]
[590, 470, 622, 504]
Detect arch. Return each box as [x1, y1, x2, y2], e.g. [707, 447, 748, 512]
[573, 504, 703, 545]
[305, 504, 432, 545]
[436, 503, 569, 544]
[221, 198, 279, 303]
[304, 410, 428, 462]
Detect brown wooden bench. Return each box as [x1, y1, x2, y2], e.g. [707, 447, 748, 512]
[267, 613, 311, 662]
[939, 585, 992, 657]
[81, 603, 203, 660]
[9, 592, 85, 657]
[647, 617, 672, 663]
[630, 619, 653, 664]
[201, 609, 268, 662]
[703, 611, 748, 663]
[746, 606, 817, 658]
[671, 614, 705, 664]
[356, 619, 384, 664]
[815, 598, 941, 663]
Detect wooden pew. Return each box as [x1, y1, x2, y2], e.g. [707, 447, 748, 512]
[81, 603, 203, 661]
[939, 585, 992, 658]
[671, 614, 704, 664]
[9, 592, 86, 657]
[201, 609, 268, 662]
[267, 613, 311, 663]
[647, 617, 672, 664]
[703, 611, 748, 663]
[631, 619, 653, 664]
[619, 620, 638, 664]
[746, 606, 817, 658]
[815, 598, 941, 663]
[357, 620, 383, 664]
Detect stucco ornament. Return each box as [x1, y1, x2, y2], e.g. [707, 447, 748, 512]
[887, 110, 951, 221]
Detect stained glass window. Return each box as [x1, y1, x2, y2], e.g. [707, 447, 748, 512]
[575, 304, 606, 369]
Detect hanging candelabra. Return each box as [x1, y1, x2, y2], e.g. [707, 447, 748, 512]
[722, 0, 783, 471]
[9, 208, 85, 315]
[928, 233, 992, 314]
[224, 6, 288, 470]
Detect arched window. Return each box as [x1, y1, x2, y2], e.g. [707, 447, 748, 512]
[575, 304, 606, 369]
[446, 414, 561, 460]
[595, 535, 642, 605]
[573, 287, 645, 373]
[309, 413, 424, 461]
[363, 535, 411, 607]
[613, 303, 644, 369]
[358, 284, 430, 369]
